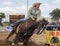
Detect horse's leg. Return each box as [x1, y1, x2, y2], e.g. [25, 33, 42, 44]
[6, 29, 15, 40]
[6, 25, 19, 40]
[23, 38, 29, 46]
[12, 30, 24, 46]
[6, 27, 16, 40]
[12, 32, 20, 46]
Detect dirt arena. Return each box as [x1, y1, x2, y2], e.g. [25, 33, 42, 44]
[0, 32, 45, 46]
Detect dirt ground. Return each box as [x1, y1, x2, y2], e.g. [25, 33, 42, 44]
[0, 32, 45, 46]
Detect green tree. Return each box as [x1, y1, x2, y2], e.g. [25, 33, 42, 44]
[50, 8, 60, 20]
[0, 13, 5, 18]
[0, 13, 5, 26]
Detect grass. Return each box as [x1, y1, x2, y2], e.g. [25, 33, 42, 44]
[3, 22, 9, 26]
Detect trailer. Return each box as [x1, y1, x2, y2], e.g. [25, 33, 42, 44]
[9, 15, 25, 23]
[45, 25, 60, 46]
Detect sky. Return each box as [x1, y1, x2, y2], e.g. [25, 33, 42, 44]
[0, 0, 60, 17]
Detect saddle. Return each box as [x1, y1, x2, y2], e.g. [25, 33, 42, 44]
[19, 18, 36, 29]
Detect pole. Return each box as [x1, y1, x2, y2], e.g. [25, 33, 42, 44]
[26, 0, 29, 31]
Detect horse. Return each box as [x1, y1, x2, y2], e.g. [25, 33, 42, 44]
[9, 18, 48, 46]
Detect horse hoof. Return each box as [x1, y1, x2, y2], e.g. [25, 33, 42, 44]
[11, 43, 15, 46]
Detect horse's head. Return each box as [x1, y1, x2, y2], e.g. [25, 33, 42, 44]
[41, 18, 48, 26]
[35, 18, 49, 34]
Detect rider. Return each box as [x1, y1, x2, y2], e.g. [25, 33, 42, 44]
[6, 2, 42, 40]
[11, 2, 42, 26]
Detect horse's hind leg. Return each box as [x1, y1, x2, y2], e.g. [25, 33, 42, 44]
[6, 25, 19, 40]
[12, 34, 19, 46]
[23, 38, 29, 46]
[6, 30, 15, 40]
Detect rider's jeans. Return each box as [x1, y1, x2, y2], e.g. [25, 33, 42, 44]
[14, 16, 30, 25]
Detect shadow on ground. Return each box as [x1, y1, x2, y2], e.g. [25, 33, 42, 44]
[0, 40, 45, 46]
[28, 41, 45, 46]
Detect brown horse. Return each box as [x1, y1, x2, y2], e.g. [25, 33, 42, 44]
[6, 19, 36, 40]
[6, 18, 48, 46]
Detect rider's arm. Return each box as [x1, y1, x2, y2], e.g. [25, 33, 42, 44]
[28, 8, 35, 20]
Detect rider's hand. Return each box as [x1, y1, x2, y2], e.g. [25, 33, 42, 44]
[30, 16, 35, 21]
[31, 17, 34, 20]
[32, 18, 35, 20]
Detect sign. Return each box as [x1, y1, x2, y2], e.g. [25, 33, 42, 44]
[49, 31, 60, 36]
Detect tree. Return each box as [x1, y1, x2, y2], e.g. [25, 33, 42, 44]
[0, 13, 5, 26]
[0, 13, 5, 18]
[50, 8, 60, 20]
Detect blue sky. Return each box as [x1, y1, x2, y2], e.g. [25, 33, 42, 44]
[0, 0, 60, 17]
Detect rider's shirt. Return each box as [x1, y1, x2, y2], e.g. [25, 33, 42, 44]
[28, 7, 41, 19]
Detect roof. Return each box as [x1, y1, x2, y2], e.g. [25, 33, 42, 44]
[46, 25, 60, 27]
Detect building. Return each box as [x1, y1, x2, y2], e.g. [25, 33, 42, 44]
[9, 15, 25, 23]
